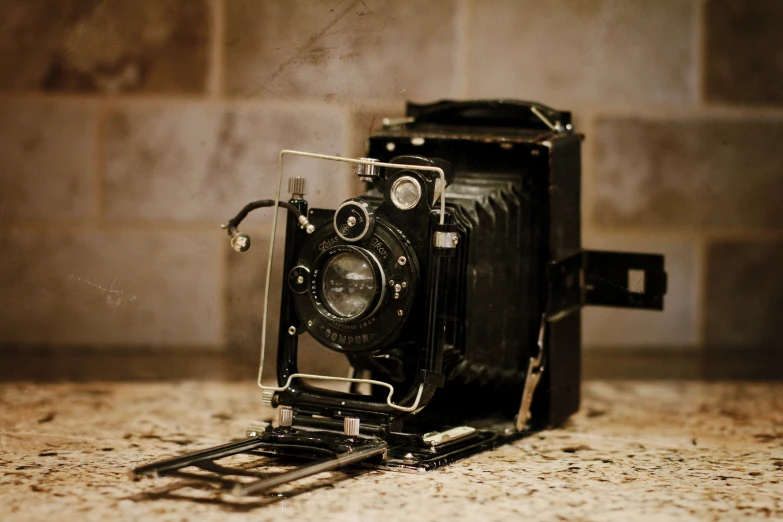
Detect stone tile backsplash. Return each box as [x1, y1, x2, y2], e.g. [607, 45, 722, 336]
[103, 103, 349, 222]
[224, 0, 458, 102]
[703, 0, 783, 106]
[704, 239, 783, 350]
[591, 116, 783, 230]
[0, 0, 211, 94]
[467, 0, 697, 106]
[0, 99, 97, 221]
[0, 229, 222, 347]
[0, 0, 780, 360]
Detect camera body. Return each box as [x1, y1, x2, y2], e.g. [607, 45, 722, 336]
[270, 100, 666, 440]
[133, 101, 667, 491]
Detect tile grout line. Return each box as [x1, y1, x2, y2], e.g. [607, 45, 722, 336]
[581, 108, 598, 235]
[218, 237, 229, 354]
[579, 227, 783, 241]
[0, 222, 237, 234]
[207, 0, 225, 100]
[694, 0, 707, 106]
[2, 93, 783, 118]
[7, 216, 782, 240]
[209, 0, 227, 351]
[696, 234, 709, 355]
[453, 0, 472, 98]
[94, 100, 107, 226]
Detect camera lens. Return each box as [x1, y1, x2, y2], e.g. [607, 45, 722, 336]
[320, 252, 377, 318]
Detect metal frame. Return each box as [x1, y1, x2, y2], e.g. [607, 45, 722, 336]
[256, 151, 447, 411]
[132, 431, 388, 498]
[130, 423, 521, 500]
[262, 373, 425, 413]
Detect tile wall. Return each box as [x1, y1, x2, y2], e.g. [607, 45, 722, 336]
[1, 0, 781, 378]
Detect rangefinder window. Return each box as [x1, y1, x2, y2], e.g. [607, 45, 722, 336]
[390, 175, 422, 210]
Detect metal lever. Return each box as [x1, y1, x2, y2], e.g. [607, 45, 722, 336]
[515, 314, 546, 432]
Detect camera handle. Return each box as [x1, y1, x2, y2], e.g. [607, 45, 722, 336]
[401, 99, 573, 133]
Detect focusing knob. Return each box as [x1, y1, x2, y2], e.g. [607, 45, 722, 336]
[288, 265, 310, 294]
[333, 198, 375, 242]
[288, 176, 307, 199]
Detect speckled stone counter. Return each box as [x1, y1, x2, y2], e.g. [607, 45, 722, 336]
[2, 382, 781, 521]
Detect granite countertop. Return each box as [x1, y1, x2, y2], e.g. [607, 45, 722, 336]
[1, 381, 781, 521]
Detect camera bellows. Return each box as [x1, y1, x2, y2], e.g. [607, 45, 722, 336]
[444, 174, 537, 391]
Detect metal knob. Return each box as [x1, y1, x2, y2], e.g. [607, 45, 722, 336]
[355, 158, 380, 182]
[289, 177, 308, 199]
[261, 389, 275, 406]
[230, 232, 251, 253]
[245, 421, 269, 438]
[344, 417, 360, 437]
[278, 407, 293, 427]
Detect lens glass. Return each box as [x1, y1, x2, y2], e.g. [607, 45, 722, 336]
[391, 177, 421, 209]
[320, 252, 376, 318]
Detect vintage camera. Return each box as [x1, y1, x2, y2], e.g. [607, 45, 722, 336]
[133, 100, 666, 497]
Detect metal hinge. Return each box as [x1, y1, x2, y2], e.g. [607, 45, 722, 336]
[515, 315, 546, 432]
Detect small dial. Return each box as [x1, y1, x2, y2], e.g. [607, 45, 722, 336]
[333, 198, 375, 242]
[288, 266, 310, 294]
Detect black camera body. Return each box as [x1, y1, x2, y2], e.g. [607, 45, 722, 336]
[271, 100, 666, 441]
[133, 100, 667, 494]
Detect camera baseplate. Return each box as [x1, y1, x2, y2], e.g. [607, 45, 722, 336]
[131, 421, 524, 499]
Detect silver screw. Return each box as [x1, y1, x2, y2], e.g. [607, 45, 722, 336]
[397, 310, 403, 316]
[287, 326, 297, 336]
[394, 293, 400, 299]
[401, 282, 407, 289]
[307, 320, 313, 327]
[389, 279, 395, 286]
[452, 235, 459, 245]
[403, 452, 415, 464]
[347, 216, 357, 227]
[398, 256, 407, 266]
[394, 284, 401, 292]
[296, 275, 304, 284]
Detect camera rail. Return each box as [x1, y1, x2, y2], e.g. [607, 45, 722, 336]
[131, 428, 388, 498]
[130, 423, 522, 501]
